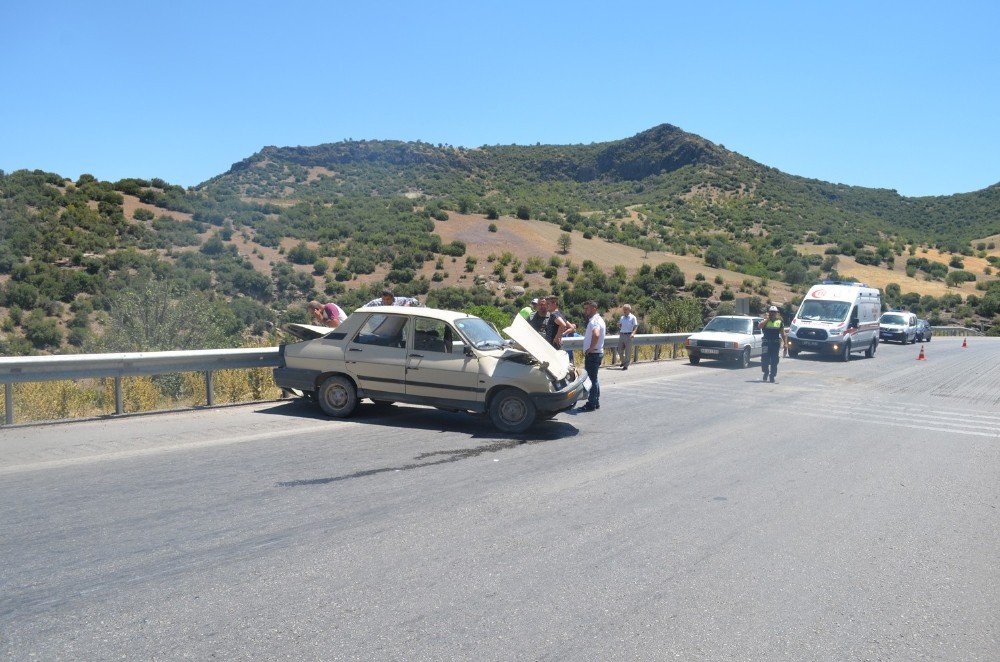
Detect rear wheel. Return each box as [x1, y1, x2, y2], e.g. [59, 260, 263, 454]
[317, 376, 358, 418]
[840, 339, 851, 362]
[689, 355, 701, 365]
[865, 338, 877, 358]
[737, 347, 751, 369]
[489, 388, 536, 434]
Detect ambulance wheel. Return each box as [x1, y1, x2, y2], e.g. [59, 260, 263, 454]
[840, 339, 851, 362]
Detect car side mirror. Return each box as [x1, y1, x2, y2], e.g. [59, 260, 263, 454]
[463, 346, 474, 357]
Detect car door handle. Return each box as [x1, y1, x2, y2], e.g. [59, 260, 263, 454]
[348, 348, 363, 352]
[410, 354, 423, 358]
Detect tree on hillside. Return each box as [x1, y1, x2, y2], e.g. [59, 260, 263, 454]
[97, 280, 234, 352]
[557, 233, 572, 254]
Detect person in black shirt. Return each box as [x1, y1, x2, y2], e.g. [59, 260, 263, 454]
[543, 296, 575, 349]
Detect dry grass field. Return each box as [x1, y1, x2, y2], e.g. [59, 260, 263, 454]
[796, 243, 998, 297]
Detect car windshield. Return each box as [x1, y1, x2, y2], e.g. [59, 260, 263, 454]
[798, 300, 850, 322]
[454, 318, 507, 349]
[703, 317, 752, 334]
[881, 314, 906, 325]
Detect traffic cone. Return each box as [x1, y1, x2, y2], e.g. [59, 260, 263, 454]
[962, 337, 967, 348]
[916, 345, 926, 361]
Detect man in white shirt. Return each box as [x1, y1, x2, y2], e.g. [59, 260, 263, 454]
[579, 300, 606, 412]
[617, 304, 638, 370]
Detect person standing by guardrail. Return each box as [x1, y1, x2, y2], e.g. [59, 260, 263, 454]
[617, 304, 637, 370]
[757, 305, 789, 383]
[579, 300, 606, 412]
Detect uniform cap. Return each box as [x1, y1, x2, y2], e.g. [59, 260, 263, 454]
[768, 305, 779, 312]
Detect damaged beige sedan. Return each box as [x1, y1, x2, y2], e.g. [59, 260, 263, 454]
[274, 307, 587, 433]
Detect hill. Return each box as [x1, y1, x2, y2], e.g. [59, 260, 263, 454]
[2, 124, 1000, 355]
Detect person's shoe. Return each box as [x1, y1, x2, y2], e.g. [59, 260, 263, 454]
[622, 366, 628, 370]
[579, 403, 598, 412]
[769, 376, 775, 383]
[762, 374, 769, 382]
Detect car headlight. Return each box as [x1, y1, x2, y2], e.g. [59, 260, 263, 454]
[685, 339, 695, 347]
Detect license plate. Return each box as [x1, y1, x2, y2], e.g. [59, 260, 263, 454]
[701, 349, 719, 355]
[800, 341, 817, 348]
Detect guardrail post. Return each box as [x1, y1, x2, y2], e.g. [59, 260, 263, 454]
[4, 384, 12, 425]
[114, 377, 123, 415]
[205, 371, 214, 407]
[672, 343, 678, 359]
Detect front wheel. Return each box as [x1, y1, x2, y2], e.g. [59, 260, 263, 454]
[489, 388, 536, 434]
[840, 339, 851, 362]
[788, 349, 799, 358]
[738, 347, 751, 369]
[317, 376, 358, 418]
[689, 355, 701, 365]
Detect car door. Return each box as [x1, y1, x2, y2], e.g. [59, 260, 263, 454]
[405, 317, 484, 408]
[751, 318, 763, 356]
[345, 313, 409, 400]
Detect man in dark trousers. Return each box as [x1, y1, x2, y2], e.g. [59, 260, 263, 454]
[758, 305, 789, 383]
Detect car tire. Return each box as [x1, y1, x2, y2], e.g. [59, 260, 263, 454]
[489, 388, 536, 434]
[689, 356, 701, 365]
[788, 349, 799, 358]
[317, 375, 358, 418]
[865, 338, 877, 358]
[738, 347, 751, 369]
[840, 339, 851, 362]
[926, 335, 931, 343]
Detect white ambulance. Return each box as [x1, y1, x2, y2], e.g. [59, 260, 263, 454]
[787, 281, 882, 361]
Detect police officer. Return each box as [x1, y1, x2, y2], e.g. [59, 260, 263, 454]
[757, 305, 789, 383]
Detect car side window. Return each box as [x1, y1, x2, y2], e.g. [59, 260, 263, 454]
[413, 318, 456, 354]
[353, 314, 408, 348]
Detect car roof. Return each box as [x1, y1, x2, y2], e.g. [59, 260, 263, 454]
[359, 306, 479, 324]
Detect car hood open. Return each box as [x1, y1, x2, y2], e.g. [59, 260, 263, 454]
[503, 315, 571, 381]
[283, 323, 335, 341]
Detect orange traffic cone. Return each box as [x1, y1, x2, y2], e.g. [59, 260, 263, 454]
[962, 337, 967, 348]
[916, 344, 926, 361]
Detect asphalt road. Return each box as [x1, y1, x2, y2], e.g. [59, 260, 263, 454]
[2, 337, 998, 661]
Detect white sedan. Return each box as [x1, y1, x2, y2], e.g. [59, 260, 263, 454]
[684, 315, 764, 368]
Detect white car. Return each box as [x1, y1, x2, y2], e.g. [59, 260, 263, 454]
[684, 315, 764, 368]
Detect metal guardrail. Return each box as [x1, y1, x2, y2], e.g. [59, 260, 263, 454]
[929, 326, 983, 337]
[0, 348, 280, 425]
[0, 335, 691, 426]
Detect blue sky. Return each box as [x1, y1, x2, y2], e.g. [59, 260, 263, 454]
[2, 0, 997, 196]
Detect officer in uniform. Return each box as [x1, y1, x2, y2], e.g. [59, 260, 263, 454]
[758, 305, 789, 383]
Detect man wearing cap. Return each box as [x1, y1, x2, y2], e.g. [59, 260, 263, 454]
[757, 305, 789, 383]
[519, 298, 537, 320]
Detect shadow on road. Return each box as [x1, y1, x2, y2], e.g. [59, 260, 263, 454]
[261, 400, 580, 487]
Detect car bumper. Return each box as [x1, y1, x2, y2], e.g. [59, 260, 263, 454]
[879, 331, 907, 342]
[688, 347, 743, 360]
[273, 366, 321, 391]
[787, 338, 848, 354]
[529, 372, 589, 413]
